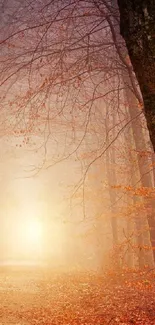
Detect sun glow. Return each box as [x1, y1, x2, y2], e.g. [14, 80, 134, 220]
[21, 219, 42, 245]
[14, 217, 44, 259]
[2, 196, 66, 262]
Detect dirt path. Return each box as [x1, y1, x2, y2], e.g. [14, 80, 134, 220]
[0, 267, 155, 324]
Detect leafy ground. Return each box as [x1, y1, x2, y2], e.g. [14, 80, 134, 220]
[0, 267, 155, 324]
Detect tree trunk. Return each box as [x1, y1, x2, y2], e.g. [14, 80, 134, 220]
[125, 86, 155, 265]
[117, 0, 155, 152]
[105, 107, 120, 269]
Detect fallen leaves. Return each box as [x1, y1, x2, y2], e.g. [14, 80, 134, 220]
[0, 268, 155, 324]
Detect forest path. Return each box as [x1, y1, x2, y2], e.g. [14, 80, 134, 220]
[0, 267, 154, 324]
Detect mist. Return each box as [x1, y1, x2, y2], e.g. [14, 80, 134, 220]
[0, 1, 155, 324]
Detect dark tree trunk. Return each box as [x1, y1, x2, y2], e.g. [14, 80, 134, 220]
[117, 0, 155, 152]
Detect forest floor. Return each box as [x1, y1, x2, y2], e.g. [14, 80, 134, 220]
[0, 266, 155, 325]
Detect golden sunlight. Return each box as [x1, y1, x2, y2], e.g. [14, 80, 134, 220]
[14, 217, 44, 259]
[20, 219, 42, 246]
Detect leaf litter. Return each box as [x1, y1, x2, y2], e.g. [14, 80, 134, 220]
[0, 268, 154, 324]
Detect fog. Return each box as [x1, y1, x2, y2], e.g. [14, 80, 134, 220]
[0, 0, 154, 274]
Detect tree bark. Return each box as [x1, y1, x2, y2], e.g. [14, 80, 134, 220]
[125, 85, 155, 264]
[117, 0, 155, 152]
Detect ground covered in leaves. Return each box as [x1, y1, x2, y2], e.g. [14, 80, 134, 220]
[0, 266, 155, 324]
